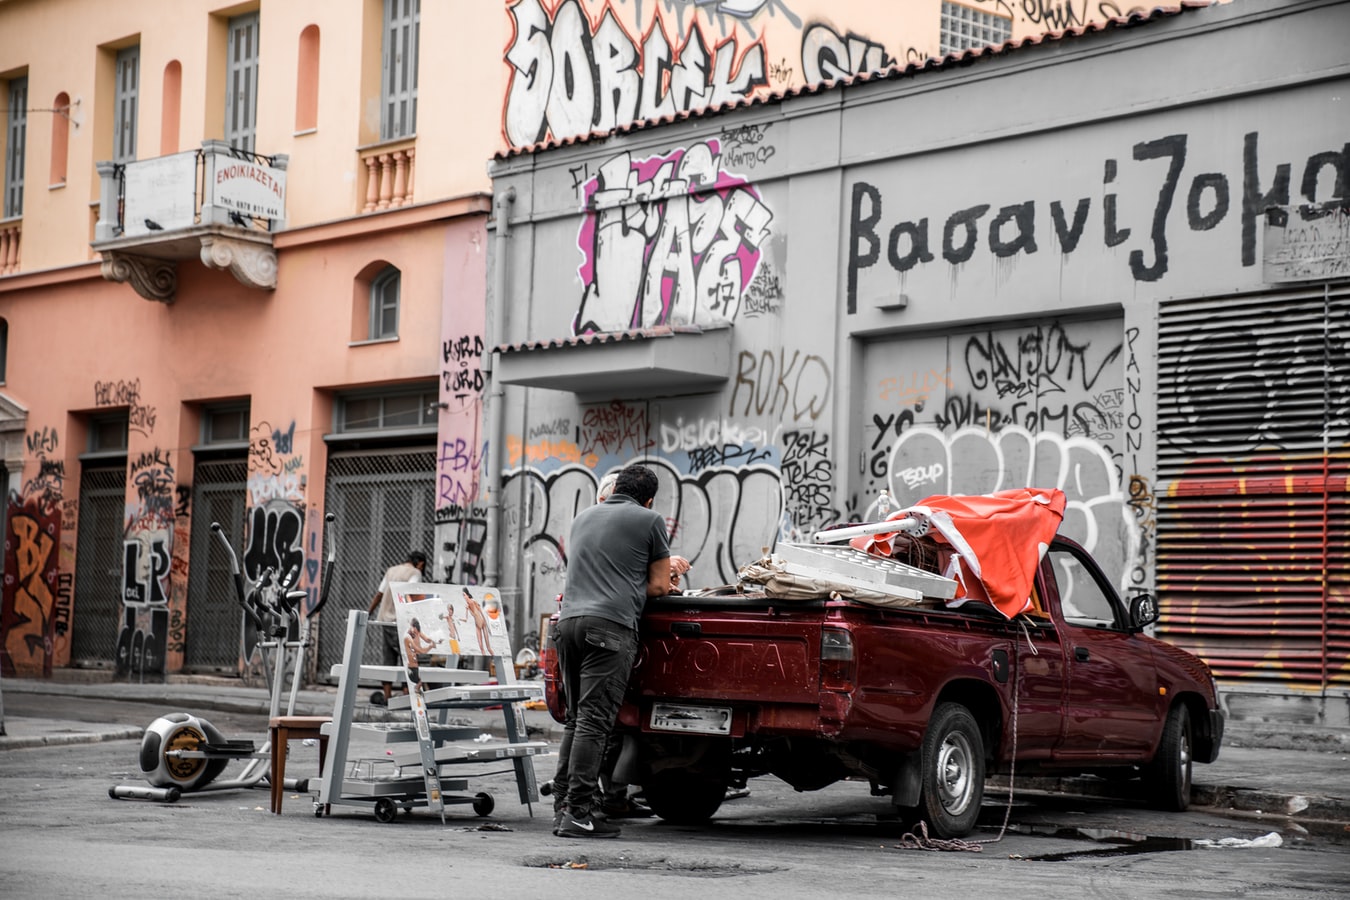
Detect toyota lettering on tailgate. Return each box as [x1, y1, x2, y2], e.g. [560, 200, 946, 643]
[645, 638, 809, 685]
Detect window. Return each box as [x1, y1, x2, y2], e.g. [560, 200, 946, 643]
[114, 46, 139, 164]
[381, 0, 419, 141]
[1051, 544, 1122, 630]
[88, 414, 129, 454]
[939, 2, 1012, 56]
[4, 76, 26, 218]
[369, 265, 401, 339]
[202, 405, 249, 445]
[0, 317, 7, 382]
[337, 386, 438, 433]
[295, 25, 320, 133]
[226, 13, 260, 152]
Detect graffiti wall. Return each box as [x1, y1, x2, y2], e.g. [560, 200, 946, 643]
[500, 0, 1164, 150]
[488, 10, 1347, 652]
[1, 427, 66, 677]
[858, 320, 1138, 592]
[243, 419, 309, 674]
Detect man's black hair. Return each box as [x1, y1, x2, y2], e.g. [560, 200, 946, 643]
[615, 464, 659, 506]
[408, 550, 427, 566]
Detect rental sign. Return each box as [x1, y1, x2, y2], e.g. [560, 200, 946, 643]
[206, 153, 287, 221]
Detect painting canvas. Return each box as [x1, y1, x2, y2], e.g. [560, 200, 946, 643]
[388, 581, 511, 663]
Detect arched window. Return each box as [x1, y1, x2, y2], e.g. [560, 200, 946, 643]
[161, 61, 181, 155]
[369, 266, 400, 340]
[295, 25, 320, 133]
[49, 92, 69, 186]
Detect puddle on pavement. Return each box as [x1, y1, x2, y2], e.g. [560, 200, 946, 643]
[1006, 825, 1196, 861]
[522, 853, 775, 877]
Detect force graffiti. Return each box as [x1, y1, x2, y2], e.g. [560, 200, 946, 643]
[574, 140, 774, 333]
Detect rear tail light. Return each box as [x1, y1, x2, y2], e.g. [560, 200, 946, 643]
[820, 627, 855, 692]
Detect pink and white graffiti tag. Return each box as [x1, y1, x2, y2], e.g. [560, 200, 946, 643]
[573, 139, 773, 334]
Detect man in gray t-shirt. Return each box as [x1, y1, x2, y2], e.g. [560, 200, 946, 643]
[552, 464, 689, 839]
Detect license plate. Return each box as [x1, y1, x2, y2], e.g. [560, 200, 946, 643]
[650, 702, 732, 735]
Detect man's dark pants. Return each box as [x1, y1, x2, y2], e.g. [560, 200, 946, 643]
[552, 615, 637, 817]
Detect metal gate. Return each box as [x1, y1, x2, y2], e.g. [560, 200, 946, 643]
[184, 459, 248, 673]
[318, 449, 436, 681]
[1156, 284, 1350, 691]
[70, 465, 126, 665]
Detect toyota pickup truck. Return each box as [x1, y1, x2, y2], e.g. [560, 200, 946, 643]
[544, 489, 1224, 839]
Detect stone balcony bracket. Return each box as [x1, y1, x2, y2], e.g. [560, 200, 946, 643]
[94, 226, 277, 303]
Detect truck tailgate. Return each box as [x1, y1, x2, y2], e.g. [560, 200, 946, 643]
[636, 598, 824, 705]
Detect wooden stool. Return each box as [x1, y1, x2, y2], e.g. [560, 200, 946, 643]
[268, 715, 331, 814]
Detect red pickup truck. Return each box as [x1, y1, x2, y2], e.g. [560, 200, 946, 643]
[544, 491, 1224, 839]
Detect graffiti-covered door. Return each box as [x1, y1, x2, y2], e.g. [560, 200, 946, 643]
[70, 465, 126, 665]
[184, 459, 247, 673]
[858, 316, 1136, 591]
[318, 449, 436, 681]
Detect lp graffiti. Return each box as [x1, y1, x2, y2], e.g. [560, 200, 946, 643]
[574, 139, 773, 334]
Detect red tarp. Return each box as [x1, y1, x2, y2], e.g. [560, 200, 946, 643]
[850, 488, 1066, 618]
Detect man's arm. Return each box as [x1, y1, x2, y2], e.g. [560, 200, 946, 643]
[646, 558, 672, 597]
[368, 590, 382, 614]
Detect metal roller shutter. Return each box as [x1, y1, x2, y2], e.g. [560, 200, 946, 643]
[1157, 285, 1350, 690]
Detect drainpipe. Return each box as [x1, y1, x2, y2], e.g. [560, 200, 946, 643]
[481, 186, 515, 588]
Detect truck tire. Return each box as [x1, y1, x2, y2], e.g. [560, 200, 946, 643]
[643, 770, 727, 825]
[1145, 704, 1191, 812]
[915, 702, 985, 838]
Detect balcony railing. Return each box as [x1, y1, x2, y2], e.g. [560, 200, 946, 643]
[358, 137, 416, 213]
[0, 217, 19, 275]
[90, 141, 288, 302]
[96, 141, 288, 240]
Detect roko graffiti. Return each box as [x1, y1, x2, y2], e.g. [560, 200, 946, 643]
[574, 139, 774, 333]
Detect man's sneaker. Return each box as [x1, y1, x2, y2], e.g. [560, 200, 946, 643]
[557, 812, 621, 839]
[601, 799, 654, 819]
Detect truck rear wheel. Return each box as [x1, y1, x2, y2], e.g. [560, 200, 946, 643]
[1146, 704, 1191, 811]
[643, 770, 727, 825]
[915, 702, 985, 838]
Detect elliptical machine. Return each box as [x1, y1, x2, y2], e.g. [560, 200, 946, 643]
[109, 513, 336, 803]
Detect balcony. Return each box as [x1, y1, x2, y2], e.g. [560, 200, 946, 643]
[0, 216, 19, 275]
[358, 137, 416, 213]
[90, 140, 288, 303]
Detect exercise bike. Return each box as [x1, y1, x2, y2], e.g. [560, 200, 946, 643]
[109, 512, 336, 803]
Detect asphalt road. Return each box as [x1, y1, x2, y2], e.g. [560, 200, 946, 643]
[2, 696, 1346, 899]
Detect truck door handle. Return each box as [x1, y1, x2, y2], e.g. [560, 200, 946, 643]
[1074, 646, 1090, 662]
[671, 622, 701, 637]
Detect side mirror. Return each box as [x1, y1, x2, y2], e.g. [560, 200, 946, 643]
[1130, 593, 1159, 631]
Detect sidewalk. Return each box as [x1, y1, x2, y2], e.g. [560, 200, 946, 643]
[2, 675, 1346, 827]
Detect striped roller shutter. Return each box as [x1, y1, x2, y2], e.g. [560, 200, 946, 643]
[1156, 285, 1350, 691]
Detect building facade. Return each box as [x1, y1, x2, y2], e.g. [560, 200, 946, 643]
[0, 0, 502, 680]
[487, 1, 1350, 725]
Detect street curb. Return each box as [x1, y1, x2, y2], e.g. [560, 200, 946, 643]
[0, 727, 144, 751]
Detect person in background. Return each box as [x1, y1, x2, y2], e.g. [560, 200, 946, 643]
[367, 549, 427, 705]
[551, 464, 689, 839]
